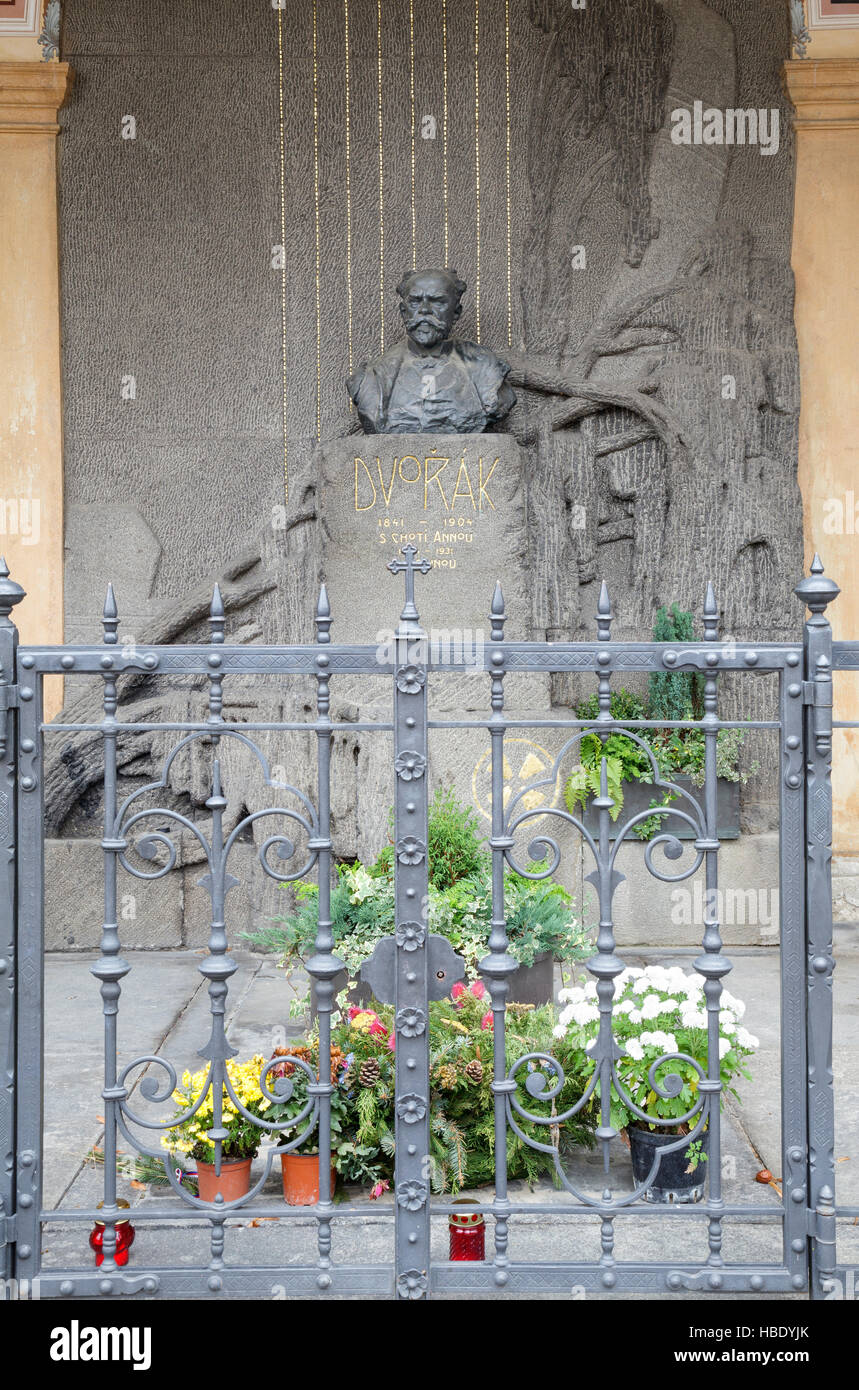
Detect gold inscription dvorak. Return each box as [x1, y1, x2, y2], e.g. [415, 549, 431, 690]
[354, 455, 500, 512]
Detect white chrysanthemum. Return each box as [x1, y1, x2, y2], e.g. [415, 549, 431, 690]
[721, 991, 745, 1019]
[719, 1010, 737, 1032]
[553, 1023, 566, 1039]
[614, 999, 635, 1015]
[628, 1008, 643, 1024]
[641, 1030, 677, 1054]
[558, 986, 587, 1005]
[570, 1002, 600, 1027]
[658, 997, 680, 1015]
[680, 1007, 707, 1029]
[615, 968, 646, 992]
[641, 966, 669, 988]
[584, 982, 599, 1000]
[736, 1027, 759, 1050]
[641, 994, 663, 1020]
[625, 1038, 645, 1061]
[719, 1037, 732, 1058]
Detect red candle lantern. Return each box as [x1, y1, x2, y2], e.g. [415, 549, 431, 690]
[448, 1199, 485, 1262]
[89, 1199, 136, 1268]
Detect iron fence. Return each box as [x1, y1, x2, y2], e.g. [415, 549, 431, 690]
[0, 548, 854, 1299]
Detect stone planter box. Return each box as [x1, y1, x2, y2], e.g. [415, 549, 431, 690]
[580, 774, 740, 842]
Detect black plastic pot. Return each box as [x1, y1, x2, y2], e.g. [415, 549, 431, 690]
[506, 951, 554, 1006]
[628, 1125, 709, 1203]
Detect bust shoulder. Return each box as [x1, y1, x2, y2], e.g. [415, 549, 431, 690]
[453, 339, 510, 372]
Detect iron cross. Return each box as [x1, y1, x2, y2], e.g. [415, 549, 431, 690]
[388, 545, 433, 625]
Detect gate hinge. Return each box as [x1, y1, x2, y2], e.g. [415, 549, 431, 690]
[0, 684, 19, 712]
[0, 1209, 17, 1248]
[802, 681, 832, 708]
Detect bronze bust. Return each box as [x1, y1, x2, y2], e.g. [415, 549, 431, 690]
[347, 268, 516, 434]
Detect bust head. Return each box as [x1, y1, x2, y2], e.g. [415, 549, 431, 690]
[396, 268, 467, 353]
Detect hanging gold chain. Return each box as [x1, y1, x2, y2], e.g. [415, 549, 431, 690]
[277, 3, 288, 504]
[344, 0, 354, 388]
[377, 0, 385, 352]
[474, 0, 481, 342]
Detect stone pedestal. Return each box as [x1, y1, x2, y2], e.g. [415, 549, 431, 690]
[314, 431, 530, 665]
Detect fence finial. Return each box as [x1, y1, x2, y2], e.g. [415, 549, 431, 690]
[490, 580, 506, 642]
[388, 544, 432, 634]
[316, 582, 332, 644]
[596, 581, 613, 642]
[703, 582, 719, 641]
[795, 555, 840, 616]
[208, 583, 225, 644]
[102, 583, 119, 645]
[0, 558, 25, 623]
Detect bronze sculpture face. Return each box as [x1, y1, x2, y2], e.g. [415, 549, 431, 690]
[397, 269, 465, 354]
[346, 268, 516, 435]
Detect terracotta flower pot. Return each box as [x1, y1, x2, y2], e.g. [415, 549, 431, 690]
[281, 1153, 336, 1206]
[195, 1156, 253, 1203]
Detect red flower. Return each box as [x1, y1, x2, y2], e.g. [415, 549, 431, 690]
[368, 1018, 388, 1037]
[387, 1033, 396, 1052]
[451, 982, 466, 1002]
[481, 1011, 493, 1031]
[370, 1180, 390, 1200]
[470, 981, 486, 1000]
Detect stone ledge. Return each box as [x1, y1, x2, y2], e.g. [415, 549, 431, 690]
[0, 59, 72, 130]
[785, 58, 859, 128]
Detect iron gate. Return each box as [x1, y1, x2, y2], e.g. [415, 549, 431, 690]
[0, 548, 854, 1300]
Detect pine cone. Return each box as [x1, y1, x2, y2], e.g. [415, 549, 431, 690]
[465, 1058, 484, 1085]
[359, 1057, 381, 1088]
[437, 1063, 458, 1090]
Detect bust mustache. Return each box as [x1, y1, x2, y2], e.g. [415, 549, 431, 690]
[347, 268, 516, 434]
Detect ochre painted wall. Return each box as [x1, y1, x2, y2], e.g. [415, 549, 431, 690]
[786, 54, 859, 852]
[0, 61, 70, 718]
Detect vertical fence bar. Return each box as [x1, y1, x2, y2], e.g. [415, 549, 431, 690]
[308, 583, 341, 1286]
[389, 547, 431, 1300]
[697, 584, 728, 1267]
[90, 585, 130, 1273]
[481, 582, 517, 1288]
[796, 557, 839, 1298]
[13, 644, 43, 1287]
[779, 641, 809, 1291]
[0, 563, 24, 1282]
